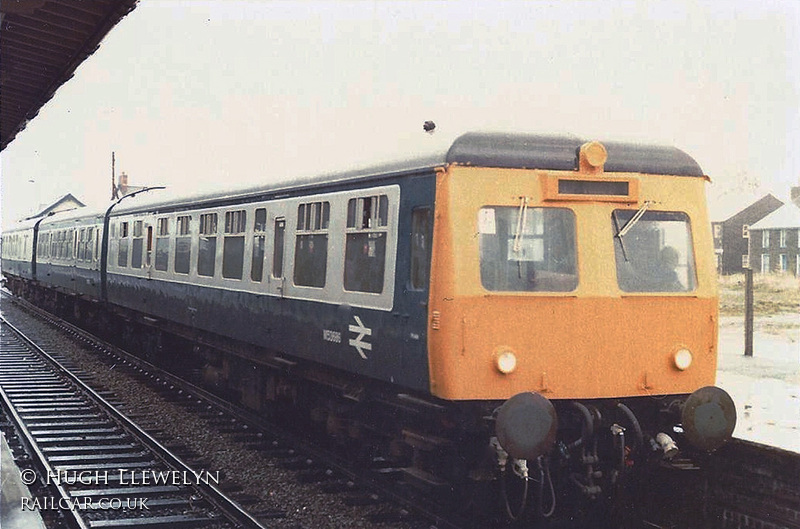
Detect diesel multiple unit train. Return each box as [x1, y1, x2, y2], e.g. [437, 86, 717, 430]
[2, 132, 736, 525]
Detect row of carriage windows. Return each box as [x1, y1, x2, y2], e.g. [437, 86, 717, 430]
[35, 228, 98, 262]
[112, 196, 431, 294]
[2, 234, 27, 259]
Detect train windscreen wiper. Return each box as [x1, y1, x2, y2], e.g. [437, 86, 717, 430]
[613, 211, 629, 262]
[512, 197, 530, 278]
[614, 201, 653, 262]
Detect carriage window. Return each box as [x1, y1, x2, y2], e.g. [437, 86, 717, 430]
[294, 202, 328, 287]
[155, 218, 170, 271]
[613, 210, 696, 292]
[223, 210, 246, 279]
[78, 229, 90, 262]
[87, 227, 94, 262]
[131, 221, 144, 268]
[478, 206, 577, 292]
[198, 213, 218, 277]
[118, 222, 129, 267]
[254, 208, 267, 231]
[175, 215, 191, 274]
[410, 208, 432, 290]
[67, 229, 75, 260]
[344, 195, 389, 293]
[39, 233, 49, 258]
[251, 208, 267, 282]
[77, 229, 86, 261]
[273, 218, 285, 278]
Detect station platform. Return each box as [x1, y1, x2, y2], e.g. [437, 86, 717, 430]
[1, 433, 46, 529]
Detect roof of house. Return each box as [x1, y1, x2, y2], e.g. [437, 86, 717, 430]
[25, 193, 85, 219]
[749, 203, 800, 230]
[709, 193, 784, 223]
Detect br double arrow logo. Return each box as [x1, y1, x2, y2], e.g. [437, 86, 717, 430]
[348, 315, 372, 359]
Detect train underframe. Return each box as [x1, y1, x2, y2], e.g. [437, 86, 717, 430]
[5, 276, 723, 528]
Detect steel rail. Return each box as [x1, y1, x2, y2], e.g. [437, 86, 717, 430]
[0, 313, 270, 529]
[4, 291, 465, 529]
[0, 318, 90, 529]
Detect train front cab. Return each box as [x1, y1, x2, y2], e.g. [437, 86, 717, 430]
[427, 142, 735, 464]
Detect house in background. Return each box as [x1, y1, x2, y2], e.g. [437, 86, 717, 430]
[711, 194, 784, 275]
[114, 172, 147, 199]
[24, 193, 85, 220]
[748, 203, 800, 276]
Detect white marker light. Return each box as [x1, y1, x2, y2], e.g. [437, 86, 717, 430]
[674, 348, 693, 371]
[496, 351, 517, 374]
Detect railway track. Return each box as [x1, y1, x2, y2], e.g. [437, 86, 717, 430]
[0, 315, 268, 529]
[1, 292, 458, 529]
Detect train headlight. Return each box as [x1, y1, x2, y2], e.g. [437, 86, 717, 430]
[581, 141, 608, 168]
[673, 348, 693, 371]
[495, 350, 517, 375]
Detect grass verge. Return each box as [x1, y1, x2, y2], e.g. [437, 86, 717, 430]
[718, 273, 800, 317]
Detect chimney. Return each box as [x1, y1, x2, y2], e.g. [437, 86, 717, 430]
[118, 171, 129, 197]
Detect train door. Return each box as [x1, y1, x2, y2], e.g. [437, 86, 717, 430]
[272, 217, 287, 297]
[69, 228, 78, 288]
[146, 225, 154, 268]
[266, 203, 288, 298]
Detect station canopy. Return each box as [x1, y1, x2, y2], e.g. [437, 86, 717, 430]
[0, 0, 138, 151]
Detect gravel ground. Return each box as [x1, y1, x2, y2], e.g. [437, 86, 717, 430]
[0, 298, 427, 529]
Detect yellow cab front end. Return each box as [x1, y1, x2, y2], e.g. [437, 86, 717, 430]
[427, 144, 719, 403]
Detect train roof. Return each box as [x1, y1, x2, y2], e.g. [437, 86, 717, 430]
[4, 132, 705, 227]
[447, 132, 704, 177]
[106, 132, 703, 216]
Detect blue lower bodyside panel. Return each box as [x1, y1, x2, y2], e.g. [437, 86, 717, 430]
[106, 275, 430, 392]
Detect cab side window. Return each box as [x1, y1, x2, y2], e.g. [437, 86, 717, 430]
[410, 207, 432, 290]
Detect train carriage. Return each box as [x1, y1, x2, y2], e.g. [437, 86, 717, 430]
[1, 217, 37, 282]
[2, 132, 736, 525]
[103, 168, 436, 391]
[35, 209, 105, 299]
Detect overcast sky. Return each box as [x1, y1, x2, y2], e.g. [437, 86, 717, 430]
[1, 0, 799, 226]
